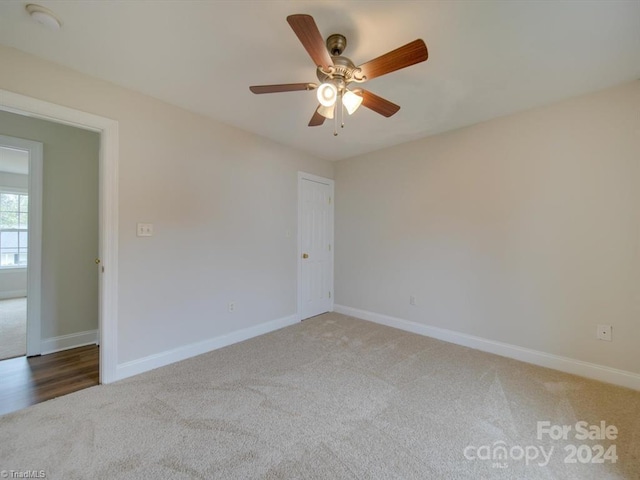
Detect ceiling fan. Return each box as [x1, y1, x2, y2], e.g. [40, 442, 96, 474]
[249, 14, 428, 135]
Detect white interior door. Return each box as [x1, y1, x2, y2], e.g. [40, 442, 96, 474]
[298, 172, 334, 320]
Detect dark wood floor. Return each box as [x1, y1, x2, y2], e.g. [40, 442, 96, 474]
[0, 345, 99, 416]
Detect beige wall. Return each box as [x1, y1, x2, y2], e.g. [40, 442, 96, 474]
[0, 45, 333, 364]
[0, 110, 99, 338]
[335, 81, 640, 374]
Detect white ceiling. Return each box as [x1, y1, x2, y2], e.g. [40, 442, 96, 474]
[0, 1, 638, 161]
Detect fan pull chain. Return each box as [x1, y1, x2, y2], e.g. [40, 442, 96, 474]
[333, 104, 338, 136]
[341, 97, 345, 129]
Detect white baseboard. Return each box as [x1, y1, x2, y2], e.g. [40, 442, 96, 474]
[41, 329, 98, 355]
[334, 304, 640, 391]
[116, 314, 299, 381]
[0, 290, 27, 300]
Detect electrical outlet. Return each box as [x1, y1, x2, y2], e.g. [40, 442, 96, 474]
[409, 295, 416, 306]
[597, 324, 612, 341]
[137, 223, 153, 237]
[228, 302, 235, 313]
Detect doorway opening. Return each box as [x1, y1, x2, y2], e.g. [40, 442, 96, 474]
[0, 114, 103, 414]
[0, 89, 119, 395]
[0, 137, 39, 362]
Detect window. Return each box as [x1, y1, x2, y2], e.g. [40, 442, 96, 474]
[0, 192, 28, 268]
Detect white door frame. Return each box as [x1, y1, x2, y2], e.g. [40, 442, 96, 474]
[0, 134, 43, 357]
[0, 89, 119, 384]
[297, 172, 334, 320]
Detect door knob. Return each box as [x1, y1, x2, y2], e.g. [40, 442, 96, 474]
[302, 253, 309, 259]
[95, 258, 101, 265]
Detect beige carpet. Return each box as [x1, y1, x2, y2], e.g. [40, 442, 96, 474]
[0, 313, 638, 479]
[0, 297, 26, 360]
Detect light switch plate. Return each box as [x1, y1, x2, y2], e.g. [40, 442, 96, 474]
[137, 223, 153, 237]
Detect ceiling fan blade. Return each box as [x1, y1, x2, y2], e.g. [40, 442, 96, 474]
[287, 14, 333, 70]
[249, 83, 316, 94]
[357, 39, 428, 81]
[360, 89, 401, 117]
[308, 107, 326, 127]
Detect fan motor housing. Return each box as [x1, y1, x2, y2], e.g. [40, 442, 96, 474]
[316, 55, 359, 85]
[316, 34, 366, 85]
[326, 34, 347, 56]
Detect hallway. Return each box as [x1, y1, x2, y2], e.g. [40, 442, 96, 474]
[0, 344, 98, 416]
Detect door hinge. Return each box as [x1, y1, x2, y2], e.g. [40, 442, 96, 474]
[329, 196, 332, 205]
[328, 244, 331, 251]
[329, 291, 331, 298]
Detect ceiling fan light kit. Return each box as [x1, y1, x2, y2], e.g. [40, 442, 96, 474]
[316, 104, 335, 120]
[317, 82, 338, 107]
[343, 90, 363, 115]
[250, 14, 428, 136]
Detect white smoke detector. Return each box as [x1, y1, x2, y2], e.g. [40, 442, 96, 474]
[26, 4, 62, 31]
